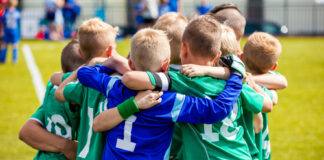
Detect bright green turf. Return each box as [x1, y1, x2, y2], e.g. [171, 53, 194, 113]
[0, 37, 323, 159]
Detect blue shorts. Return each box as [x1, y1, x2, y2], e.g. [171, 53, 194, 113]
[4, 31, 20, 44]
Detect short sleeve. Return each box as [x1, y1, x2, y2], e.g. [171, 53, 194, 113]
[29, 105, 45, 126]
[241, 84, 264, 114]
[262, 87, 273, 101]
[63, 81, 84, 105]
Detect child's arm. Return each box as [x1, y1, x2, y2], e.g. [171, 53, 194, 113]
[180, 64, 230, 80]
[270, 90, 278, 105]
[246, 73, 273, 113]
[50, 72, 64, 86]
[93, 90, 163, 132]
[101, 54, 131, 75]
[55, 71, 78, 102]
[19, 120, 78, 159]
[122, 71, 155, 90]
[253, 73, 288, 90]
[253, 113, 263, 134]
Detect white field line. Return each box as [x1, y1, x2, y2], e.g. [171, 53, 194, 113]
[22, 44, 45, 104]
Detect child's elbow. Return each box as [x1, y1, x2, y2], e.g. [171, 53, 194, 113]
[122, 72, 133, 87]
[92, 118, 102, 132]
[262, 103, 273, 113]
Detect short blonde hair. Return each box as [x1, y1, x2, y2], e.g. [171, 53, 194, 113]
[243, 32, 282, 74]
[130, 28, 170, 72]
[182, 15, 222, 60]
[78, 18, 118, 60]
[221, 25, 241, 56]
[153, 12, 187, 64]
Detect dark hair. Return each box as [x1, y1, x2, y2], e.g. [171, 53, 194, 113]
[61, 39, 86, 73]
[207, 3, 246, 41]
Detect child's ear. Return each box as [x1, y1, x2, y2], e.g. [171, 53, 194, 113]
[181, 42, 188, 58]
[161, 58, 170, 72]
[78, 48, 85, 59]
[270, 62, 278, 71]
[128, 59, 136, 71]
[106, 46, 113, 57]
[212, 51, 222, 64]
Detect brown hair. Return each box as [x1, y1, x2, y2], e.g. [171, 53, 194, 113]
[61, 39, 86, 73]
[182, 15, 222, 60]
[243, 32, 281, 74]
[130, 28, 170, 72]
[207, 3, 246, 41]
[78, 18, 118, 61]
[153, 12, 187, 64]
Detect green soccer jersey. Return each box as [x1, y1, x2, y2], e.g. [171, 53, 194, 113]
[240, 86, 273, 160]
[63, 76, 108, 160]
[147, 70, 264, 160]
[30, 77, 80, 160]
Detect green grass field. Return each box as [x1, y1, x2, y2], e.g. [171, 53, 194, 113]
[0, 37, 323, 160]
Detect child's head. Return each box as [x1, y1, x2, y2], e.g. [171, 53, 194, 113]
[220, 25, 241, 56]
[61, 39, 86, 73]
[8, 0, 17, 8]
[129, 28, 170, 72]
[153, 12, 187, 65]
[78, 18, 118, 61]
[243, 32, 281, 74]
[181, 15, 222, 65]
[207, 3, 246, 42]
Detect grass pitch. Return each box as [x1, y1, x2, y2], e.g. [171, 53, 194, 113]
[0, 37, 323, 159]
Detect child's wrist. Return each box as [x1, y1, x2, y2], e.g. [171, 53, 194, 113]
[117, 97, 140, 119]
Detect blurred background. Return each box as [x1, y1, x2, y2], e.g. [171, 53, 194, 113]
[20, 0, 324, 39]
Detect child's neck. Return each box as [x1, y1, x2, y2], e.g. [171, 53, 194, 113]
[9, 7, 15, 11]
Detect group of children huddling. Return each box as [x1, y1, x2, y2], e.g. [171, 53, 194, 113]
[19, 3, 287, 160]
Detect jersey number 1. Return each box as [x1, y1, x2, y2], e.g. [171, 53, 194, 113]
[116, 115, 137, 152]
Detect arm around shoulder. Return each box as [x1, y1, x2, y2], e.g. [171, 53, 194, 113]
[122, 71, 155, 90]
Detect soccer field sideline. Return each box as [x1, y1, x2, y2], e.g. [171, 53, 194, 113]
[0, 38, 323, 159]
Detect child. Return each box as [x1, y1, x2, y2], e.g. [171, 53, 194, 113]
[153, 12, 187, 67]
[196, 0, 212, 15]
[117, 15, 273, 159]
[0, 0, 20, 63]
[19, 39, 85, 160]
[243, 32, 283, 160]
[75, 27, 245, 159]
[159, 0, 171, 16]
[52, 18, 121, 160]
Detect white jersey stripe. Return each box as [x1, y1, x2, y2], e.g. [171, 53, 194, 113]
[157, 72, 169, 91]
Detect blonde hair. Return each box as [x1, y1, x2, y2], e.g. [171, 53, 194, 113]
[78, 18, 118, 60]
[243, 32, 282, 74]
[153, 12, 187, 64]
[220, 25, 241, 56]
[130, 28, 170, 72]
[182, 15, 222, 60]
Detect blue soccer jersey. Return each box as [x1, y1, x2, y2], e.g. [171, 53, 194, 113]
[77, 65, 243, 159]
[2, 8, 20, 43]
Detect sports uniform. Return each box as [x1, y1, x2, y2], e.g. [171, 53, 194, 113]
[145, 70, 264, 159]
[30, 74, 80, 160]
[77, 65, 243, 159]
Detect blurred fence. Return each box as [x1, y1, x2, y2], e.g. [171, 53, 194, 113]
[20, 0, 324, 39]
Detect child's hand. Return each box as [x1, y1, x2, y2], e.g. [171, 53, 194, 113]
[102, 54, 130, 75]
[219, 54, 245, 78]
[134, 90, 163, 110]
[180, 64, 210, 77]
[61, 140, 78, 160]
[88, 57, 108, 66]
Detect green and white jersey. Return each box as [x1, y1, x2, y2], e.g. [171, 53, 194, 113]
[147, 70, 265, 160]
[239, 86, 273, 159]
[29, 77, 80, 160]
[63, 75, 109, 160]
